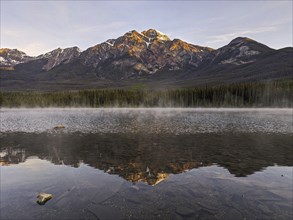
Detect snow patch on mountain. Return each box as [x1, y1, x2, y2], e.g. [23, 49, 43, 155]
[0, 57, 6, 62]
[106, 39, 115, 47]
[237, 46, 260, 57]
[221, 58, 256, 65]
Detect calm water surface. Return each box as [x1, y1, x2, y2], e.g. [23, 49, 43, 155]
[0, 108, 292, 220]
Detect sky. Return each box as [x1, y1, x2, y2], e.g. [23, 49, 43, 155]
[1, 0, 292, 56]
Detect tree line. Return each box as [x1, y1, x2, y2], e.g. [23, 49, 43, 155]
[0, 81, 292, 108]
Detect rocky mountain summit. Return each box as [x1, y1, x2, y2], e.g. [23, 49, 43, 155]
[80, 29, 214, 79]
[209, 37, 273, 65]
[37, 47, 81, 71]
[0, 29, 292, 90]
[0, 47, 81, 71]
[0, 48, 33, 70]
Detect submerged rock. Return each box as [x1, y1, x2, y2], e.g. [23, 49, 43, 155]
[37, 192, 52, 205]
[54, 125, 65, 129]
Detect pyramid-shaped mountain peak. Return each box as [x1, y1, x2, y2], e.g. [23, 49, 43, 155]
[141, 29, 171, 41]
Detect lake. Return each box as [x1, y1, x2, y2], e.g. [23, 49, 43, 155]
[0, 108, 292, 220]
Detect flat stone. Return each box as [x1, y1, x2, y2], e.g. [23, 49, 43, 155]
[37, 192, 52, 205]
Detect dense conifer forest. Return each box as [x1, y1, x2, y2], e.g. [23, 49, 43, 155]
[0, 81, 292, 108]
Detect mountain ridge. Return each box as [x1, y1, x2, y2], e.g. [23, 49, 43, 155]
[0, 29, 292, 91]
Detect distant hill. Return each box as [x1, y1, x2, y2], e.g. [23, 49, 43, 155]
[0, 29, 292, 91]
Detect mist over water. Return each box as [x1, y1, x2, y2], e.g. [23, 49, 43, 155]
[1, 108, 292, 219]
[1, 108, 292, 134]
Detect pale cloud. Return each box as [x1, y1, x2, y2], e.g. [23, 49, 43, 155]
[74, 21, 126, 34]
[203, 16, 226, 24]
[1, 28, 56, 56]
[20, 42, 54, 56]
[1, 29, 21, 38]
[206, 26, 279, 45]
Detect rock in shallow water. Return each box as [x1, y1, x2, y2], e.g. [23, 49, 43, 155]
[54, 125, 65, 129]
[37, 192, 53, 205]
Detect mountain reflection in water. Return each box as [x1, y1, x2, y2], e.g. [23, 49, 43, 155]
[1, 132, 292, 185]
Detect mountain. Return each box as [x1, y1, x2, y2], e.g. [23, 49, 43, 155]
[36, 47, 81, 71]
[79, 29, 213, 79]
[0, 29, 292, 91]
[0, 48, 33, 70]
[208, 37, 273, 65]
